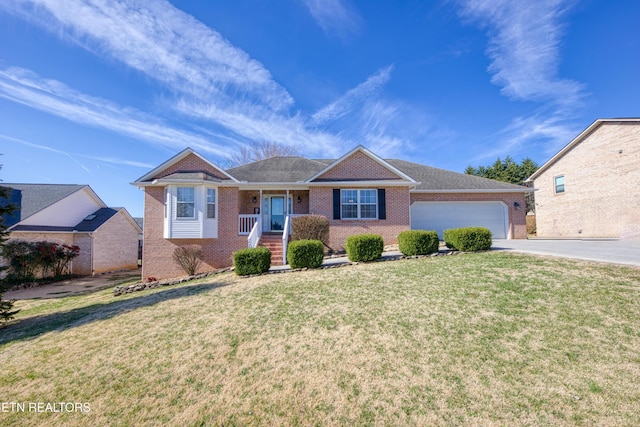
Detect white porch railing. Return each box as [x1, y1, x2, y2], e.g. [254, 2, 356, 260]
[281, 215, 291, 266]
[247, 219, 262, 248]
[239, 214, 260, 236]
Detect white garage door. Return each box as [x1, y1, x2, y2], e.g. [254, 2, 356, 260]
[410, 201, 508, 239]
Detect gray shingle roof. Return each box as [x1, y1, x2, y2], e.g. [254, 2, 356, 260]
[224, 157, 526, 191]
[2, 184, 87, 221]
[155, 171, 224, 183]
[74, 208, 120, 232]
[387, 159, 526, 191]
[10, 207, 120, 233]
[227, 157, 330, 182]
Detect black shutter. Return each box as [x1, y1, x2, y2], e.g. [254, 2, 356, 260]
[378, 189, 386, 220]
[333, 189, 341, 220]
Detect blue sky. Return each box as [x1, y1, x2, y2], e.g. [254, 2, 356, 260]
[1, 0, 638, 217]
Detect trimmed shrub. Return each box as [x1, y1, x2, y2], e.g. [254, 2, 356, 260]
[234, 247, 271, 276]
[443, 227, 492, 252]
[345, 234, 384, 262]
[172, 245, 203, 276]
[398, 230, 440, 256]
[291, 215, 330, 248]
[287, 239, 324, 269]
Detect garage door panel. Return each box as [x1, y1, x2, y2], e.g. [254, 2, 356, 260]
[410, 201, 507, 239]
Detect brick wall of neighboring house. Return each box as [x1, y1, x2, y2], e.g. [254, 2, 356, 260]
[314, 151, 403, 181]
[410, 192, 528, 239]
[6, 232, 92, 275]
[309, 186, 411, 250]
[72, 234, 93, 275]
[142, 186, 246, 280]
[532, 121, 640, 239]
[92, 210, 140, 274]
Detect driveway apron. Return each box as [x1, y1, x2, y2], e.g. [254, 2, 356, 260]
[492, 239, 640, 267]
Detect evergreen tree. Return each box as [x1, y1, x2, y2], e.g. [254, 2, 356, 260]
[465, 156, 539, 213]
[0, 164, 19, 324]
[465, 156, 539, 185]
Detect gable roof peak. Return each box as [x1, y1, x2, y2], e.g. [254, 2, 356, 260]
[132, 147, 238, 184]
[306, 145, 417, 183]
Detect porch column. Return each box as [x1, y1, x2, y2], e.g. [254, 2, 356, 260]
[286, 189, 290, 215]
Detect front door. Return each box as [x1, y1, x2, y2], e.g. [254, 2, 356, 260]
[270, 196, 285, 231]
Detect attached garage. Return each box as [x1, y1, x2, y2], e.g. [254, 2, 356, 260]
[410, 201, 508, 239]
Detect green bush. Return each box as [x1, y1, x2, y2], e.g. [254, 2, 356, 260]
[234, 247, 271, 276]
[345, 234, 384, 262]
[291, 215, 330, 248]
[398, 230, 440, 256]
[443, 227, 492, 252]
[287, 240, 324, 269]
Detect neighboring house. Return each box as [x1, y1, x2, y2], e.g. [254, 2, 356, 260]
[1, 184, 142, 275]
[133, 145, 530, 280]
[526, 119, 640, 240]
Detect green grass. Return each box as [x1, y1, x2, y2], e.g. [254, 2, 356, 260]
[1, 252, 639, 426]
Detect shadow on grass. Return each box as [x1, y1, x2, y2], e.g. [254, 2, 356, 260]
[0, 281, 230, 346]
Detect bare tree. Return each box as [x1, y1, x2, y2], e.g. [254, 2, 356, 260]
[227, 141, 300, 167]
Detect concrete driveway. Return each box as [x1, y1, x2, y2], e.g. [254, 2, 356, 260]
[492, 239, 640, 267]
[4, 270, 141, 300]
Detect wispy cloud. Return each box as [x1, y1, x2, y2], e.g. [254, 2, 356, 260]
[457, 0, 586, 158]
[0, 0, 427, 162]
[470, 111, 581, 162]
[458, 0, 583, 105]
[0, 133, 91, 173]
[309, 65, 439, 158]
[3, 0, 293, 112]
[0, 67, 231, 157]
[312, 65, 394, 125]
[302, 0, 363, 39]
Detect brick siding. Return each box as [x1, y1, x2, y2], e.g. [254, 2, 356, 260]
[92, 210, 140, 274]
[7, 215, 140, 276]
[309, 186, 410, 250]
[155, 153, 231, 181]
[532, 122, 640, 239]
[314, 151, 403, 181]
[142, 186, 246, 280]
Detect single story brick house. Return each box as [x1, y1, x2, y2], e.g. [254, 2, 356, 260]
[133, 145, 530, 280]
[1, 183, 142, 275]
[525, 118, 640, 239]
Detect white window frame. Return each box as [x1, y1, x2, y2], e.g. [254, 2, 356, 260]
[341, 189, 378, 220]
[176, 187, 196, 219]
[554, 175, 565, 194]
[206, 188, 216, 219]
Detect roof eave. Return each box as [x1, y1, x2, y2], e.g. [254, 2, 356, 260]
[309, 180, 418, 187]
[526, 118, 640, 182]
[411, 188, 534, 193]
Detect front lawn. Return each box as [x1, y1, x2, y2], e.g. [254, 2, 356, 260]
[1, 252, 639, 426]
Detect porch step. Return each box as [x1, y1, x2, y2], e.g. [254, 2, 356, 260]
[258, 235, 285, 265]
